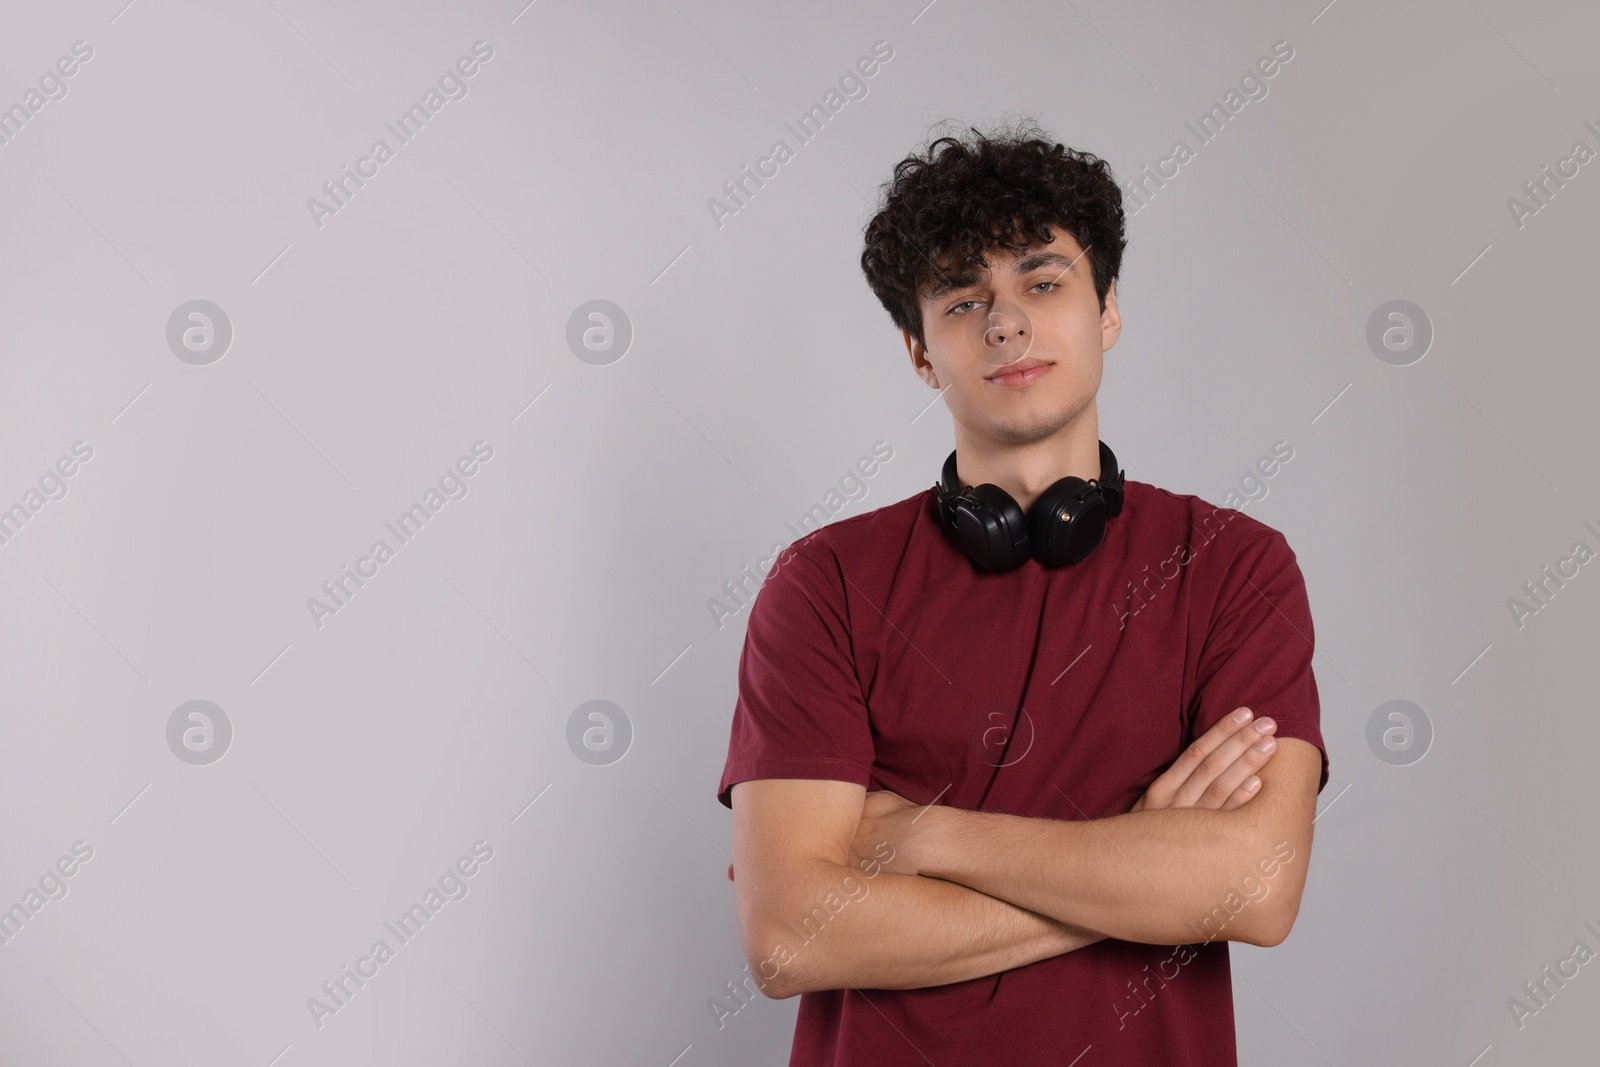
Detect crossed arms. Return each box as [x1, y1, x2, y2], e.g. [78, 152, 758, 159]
[727, 709, 1322, 999]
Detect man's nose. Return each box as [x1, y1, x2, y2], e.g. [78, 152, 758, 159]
[980, 300, 1032, 363]
[985, 312, 1025, 344]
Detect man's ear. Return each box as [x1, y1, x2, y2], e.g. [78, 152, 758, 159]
[903, 328, 940, 389]
[1100, 278, 1122, 352]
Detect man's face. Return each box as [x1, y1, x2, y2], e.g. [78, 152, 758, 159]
[904, 227, 1120, 445]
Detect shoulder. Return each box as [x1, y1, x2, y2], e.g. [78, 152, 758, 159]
[1119, 483, 1317, 646]
[1120, 480, 1306, 610]
[745, 488, 934, 617]
[779, 488, 934, 569]
[1123, 479, 1297, 561]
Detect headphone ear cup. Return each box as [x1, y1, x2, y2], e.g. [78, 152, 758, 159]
[954, 483, 1031, 571]
[1028, 478, 1109, 566]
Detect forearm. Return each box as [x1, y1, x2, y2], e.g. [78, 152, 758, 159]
[748, 859, 1104, 997]
[919, 806, 1278, 947]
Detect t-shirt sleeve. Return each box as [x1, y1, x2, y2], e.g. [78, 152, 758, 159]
[1188, 531, 1330, 794]
[716, 543, 876, 810]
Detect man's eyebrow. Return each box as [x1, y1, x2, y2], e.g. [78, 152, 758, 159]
[923, 249, 1086, 302]
[1012, 250, 1084, 275]
[925, 270, 981, 301]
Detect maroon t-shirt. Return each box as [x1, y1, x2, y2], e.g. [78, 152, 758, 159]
[717, 478, 1329, 1066]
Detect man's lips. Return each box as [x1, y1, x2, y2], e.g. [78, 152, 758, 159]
[986, 358, 1053, 387]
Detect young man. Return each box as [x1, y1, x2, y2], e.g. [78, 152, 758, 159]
[715, 123, 1329, 1066]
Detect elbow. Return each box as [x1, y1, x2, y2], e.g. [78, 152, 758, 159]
[749, 966, 801, 1000]
[1228, 815, 1312, 948]
[1242, 919, 1289, 948]
[740, 922, 823, 1000]
[735, 860, 853, 998]
[1242, 894, 1303, 948]
[758, 971, 807, 1000]
[747, 945, 801, 1000]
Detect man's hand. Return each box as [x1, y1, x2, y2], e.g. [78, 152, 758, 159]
[1129, 706, 1277, 813]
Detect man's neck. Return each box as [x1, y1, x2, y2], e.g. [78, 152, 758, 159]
[951, 412, 1103, 514]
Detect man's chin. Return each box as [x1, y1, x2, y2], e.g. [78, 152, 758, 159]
[981, 408, 1081, 446]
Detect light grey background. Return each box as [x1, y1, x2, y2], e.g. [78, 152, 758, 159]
[1, 0, 1595, 1064]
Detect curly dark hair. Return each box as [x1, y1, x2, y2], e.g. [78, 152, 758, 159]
[859, 118, 1127, 349]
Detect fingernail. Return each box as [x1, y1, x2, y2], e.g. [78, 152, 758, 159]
[1254, 717, 1276, 733]
[1244, 776, 1260, 791]
[1232, 707, 1252, 724]
[1254, 737, 1276, 753]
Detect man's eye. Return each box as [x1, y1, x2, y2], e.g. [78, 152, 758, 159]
[948, 300, 980, 315]
[1033, 281, 1059, 293]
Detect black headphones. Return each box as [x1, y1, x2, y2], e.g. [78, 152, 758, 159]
[935, 441, 1125, 571]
